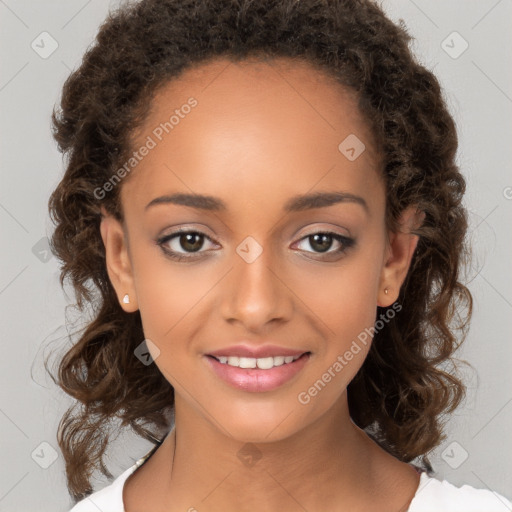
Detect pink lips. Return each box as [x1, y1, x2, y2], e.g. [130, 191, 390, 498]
[204, 344, 311, 392]
[207, 344, 306, 359]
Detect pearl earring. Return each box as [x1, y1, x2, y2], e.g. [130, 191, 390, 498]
[122, 294, 130, 304]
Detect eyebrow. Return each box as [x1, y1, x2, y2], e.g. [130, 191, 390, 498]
[145, 191, 368, 213]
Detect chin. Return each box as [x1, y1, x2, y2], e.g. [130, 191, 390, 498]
[209, 398, 308, 444]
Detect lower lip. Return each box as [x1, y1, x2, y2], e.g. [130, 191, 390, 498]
[204, 353, 311, 392]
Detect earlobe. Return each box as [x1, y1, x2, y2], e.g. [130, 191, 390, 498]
[377, 206, 424, 307]
[99, 207, 138, 312]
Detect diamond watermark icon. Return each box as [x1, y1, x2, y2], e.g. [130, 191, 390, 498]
[134, 338, 160, 365]
[32, 237, 53, 263]
[31, 441, 58, 469]
[338, 134, 366, 161]
[31, 31, 59, 59]
[237, 443, 263, 468]
[236, 236, 263, 264]
[441, 31, 469, 59]
[441, 441, 469, 469]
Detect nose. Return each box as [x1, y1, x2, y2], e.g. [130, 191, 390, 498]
[220, 247, 293, 332]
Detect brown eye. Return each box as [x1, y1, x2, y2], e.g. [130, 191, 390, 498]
[157, 230, 217, 261]
[308, 233, 334, 253]
[294, 231, 355, 259]
[178, 232, 204, 252]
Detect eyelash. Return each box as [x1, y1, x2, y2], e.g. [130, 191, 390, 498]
[156, 228, 355, 262]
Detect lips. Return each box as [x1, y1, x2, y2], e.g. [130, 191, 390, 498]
[204, 344, 311, 392]
[207, 344, 307, 359]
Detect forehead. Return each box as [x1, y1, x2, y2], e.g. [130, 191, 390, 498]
[122, 57, 383, 214]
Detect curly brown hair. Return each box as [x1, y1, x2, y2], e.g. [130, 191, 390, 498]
[47, 0, 473, 502]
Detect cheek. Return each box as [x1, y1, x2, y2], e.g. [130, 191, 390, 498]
[132, 252, 217, 386]
[130, 244, 216, 344]
[296, 245, 384, 341]
[329, 264, 380, 341]
[290, 253, 383, 414]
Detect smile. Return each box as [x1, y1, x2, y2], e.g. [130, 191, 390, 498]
[214, 354, 302, 369]
[204, 352, 311, 392]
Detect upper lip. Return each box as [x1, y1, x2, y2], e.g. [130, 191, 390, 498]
[206, 344, 309, 359]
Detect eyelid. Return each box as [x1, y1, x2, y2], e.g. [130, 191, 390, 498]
[157, 227, 218, 249]
[158, 224, 351, 244]
[295, 223, 352, 239]
[157, 224, 355, 261]
[159, 223, 215, 237]
[291, 230, 354, 254]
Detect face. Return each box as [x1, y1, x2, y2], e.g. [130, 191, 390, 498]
[101, 57, 419, 442]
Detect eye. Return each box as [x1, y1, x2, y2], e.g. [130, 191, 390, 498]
[156, 228, 355, 262]
[157, 229, 218, 261]
[294, 231, 355, 259]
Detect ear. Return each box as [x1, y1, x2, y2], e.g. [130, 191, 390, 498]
[99, 206, 138, 312]
[377, 205, 425, 307]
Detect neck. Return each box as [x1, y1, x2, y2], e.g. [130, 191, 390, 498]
[160, 394, 380, 511]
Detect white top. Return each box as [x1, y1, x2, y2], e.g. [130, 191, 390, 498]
[69, 458, 512, 512]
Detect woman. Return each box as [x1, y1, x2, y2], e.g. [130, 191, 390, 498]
[48, 0, 512, 510]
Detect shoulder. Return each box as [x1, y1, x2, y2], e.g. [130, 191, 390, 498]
[408, 471, 512, 512]
[67, 460, 142, 512]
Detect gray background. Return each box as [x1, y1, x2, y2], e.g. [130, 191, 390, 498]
[1, 0, 511, 510]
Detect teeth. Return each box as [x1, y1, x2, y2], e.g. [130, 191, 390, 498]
[215, 354, 302, 369]
[256, 357, 274, 370]
[239, 357, 257, 369]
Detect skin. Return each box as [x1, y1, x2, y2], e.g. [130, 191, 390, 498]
[100, 57, 424, 512]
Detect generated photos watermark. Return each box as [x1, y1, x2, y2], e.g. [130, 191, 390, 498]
[94, 97, 198, 200]
[297, 302, 402, 405]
